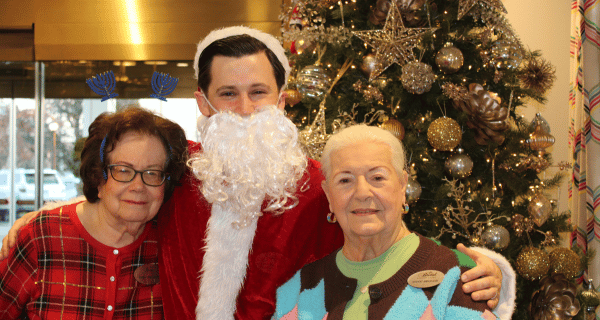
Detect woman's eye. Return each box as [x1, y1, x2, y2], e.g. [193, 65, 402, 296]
[337, 178, 350, 184]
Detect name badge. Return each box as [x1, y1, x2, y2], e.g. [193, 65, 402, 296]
[407, 270, 444, 288]
[134, 263, 160, 285]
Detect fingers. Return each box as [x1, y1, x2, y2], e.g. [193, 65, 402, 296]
[1, 221, 21, 258]
[457, 243, 481, 262]
[462, 276, 500, 293]
[0, 235, 10, 260]
[457, 244, 487, 282]
[487, 294, 499, 309]
[1, 220, 21, 259]
[463, 279, 499, 308]
[457, 243, 503, 308]
[461, 264, 488, 283]
[469, 286, 499, 309]
[458, 243, 503, 281]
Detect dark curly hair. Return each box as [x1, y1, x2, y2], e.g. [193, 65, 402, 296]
[80, 106, 188, 203]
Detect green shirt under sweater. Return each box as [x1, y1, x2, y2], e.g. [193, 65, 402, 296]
[336, 233, 419, 320]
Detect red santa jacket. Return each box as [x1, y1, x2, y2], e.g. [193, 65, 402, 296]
[157, 141, 344, 319]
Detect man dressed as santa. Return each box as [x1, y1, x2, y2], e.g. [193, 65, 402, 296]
[157, 26, 515, 320]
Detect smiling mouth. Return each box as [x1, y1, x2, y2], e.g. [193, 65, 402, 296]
[124, 200, 146, 205]
[351, 209, 378, 215]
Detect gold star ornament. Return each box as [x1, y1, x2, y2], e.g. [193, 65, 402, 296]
[353, 0, 435, 81]
[458, 0, 508, 20]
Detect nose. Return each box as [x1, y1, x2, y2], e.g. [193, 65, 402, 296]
[236, 94, 256, 116]
[354, 176, 373, 200]
[129, 173, 145, 190]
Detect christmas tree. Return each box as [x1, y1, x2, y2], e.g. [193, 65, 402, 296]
[280, 0, 591, 318]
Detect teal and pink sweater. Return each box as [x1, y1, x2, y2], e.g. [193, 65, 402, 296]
[275, 234, 497, 319]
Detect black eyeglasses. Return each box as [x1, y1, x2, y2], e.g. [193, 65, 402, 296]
[106, 164, 167, 187]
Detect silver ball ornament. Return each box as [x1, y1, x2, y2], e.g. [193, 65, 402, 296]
[435, 43, 464, 74]
[491, 39, 523, 70]
[400, 61, 435, 94]
[405, 176, 422, 204]
[444, 148, 473, 178]
[481, 225, 510, 250]
[296, 64, 331, 99]
[530, 112, 551, 134]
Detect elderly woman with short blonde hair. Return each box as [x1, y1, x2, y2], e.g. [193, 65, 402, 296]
[275, 125, 511, 319]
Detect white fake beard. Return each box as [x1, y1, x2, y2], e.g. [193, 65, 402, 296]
[189, 105, 307, 228]
[189, 106, 307, 320]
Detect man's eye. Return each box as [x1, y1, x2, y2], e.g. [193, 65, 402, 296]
[220, 92, 235, 97]
[146, 171, 158, 176]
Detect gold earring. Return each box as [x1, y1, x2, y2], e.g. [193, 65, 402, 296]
[327, 212, 337, 223]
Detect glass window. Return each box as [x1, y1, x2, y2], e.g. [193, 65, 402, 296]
[0, 60, 198, 236]
[0, 61, 35, 230]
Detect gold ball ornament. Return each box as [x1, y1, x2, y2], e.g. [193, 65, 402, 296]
[284, 88, 302, 106]
[435, 43, 464, 74]
[515, 246, 550, 281]
[427, 117, 462, 151]
[548, 247, 581, 279]
[381, 118, 405, 140]
[360, 53, 380, 78]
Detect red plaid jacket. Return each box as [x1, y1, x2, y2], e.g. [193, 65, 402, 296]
[0, 202, 163, 320]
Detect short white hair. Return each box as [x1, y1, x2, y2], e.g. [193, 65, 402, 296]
[193, 26, 291, 84]
[320, 124, 407, 179]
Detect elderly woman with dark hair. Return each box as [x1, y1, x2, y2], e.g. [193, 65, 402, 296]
[275, 125, 508, 319]
[0, 106, 187, 319]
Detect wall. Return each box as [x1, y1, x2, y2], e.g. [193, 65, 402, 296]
[504, 0, 572, 215]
